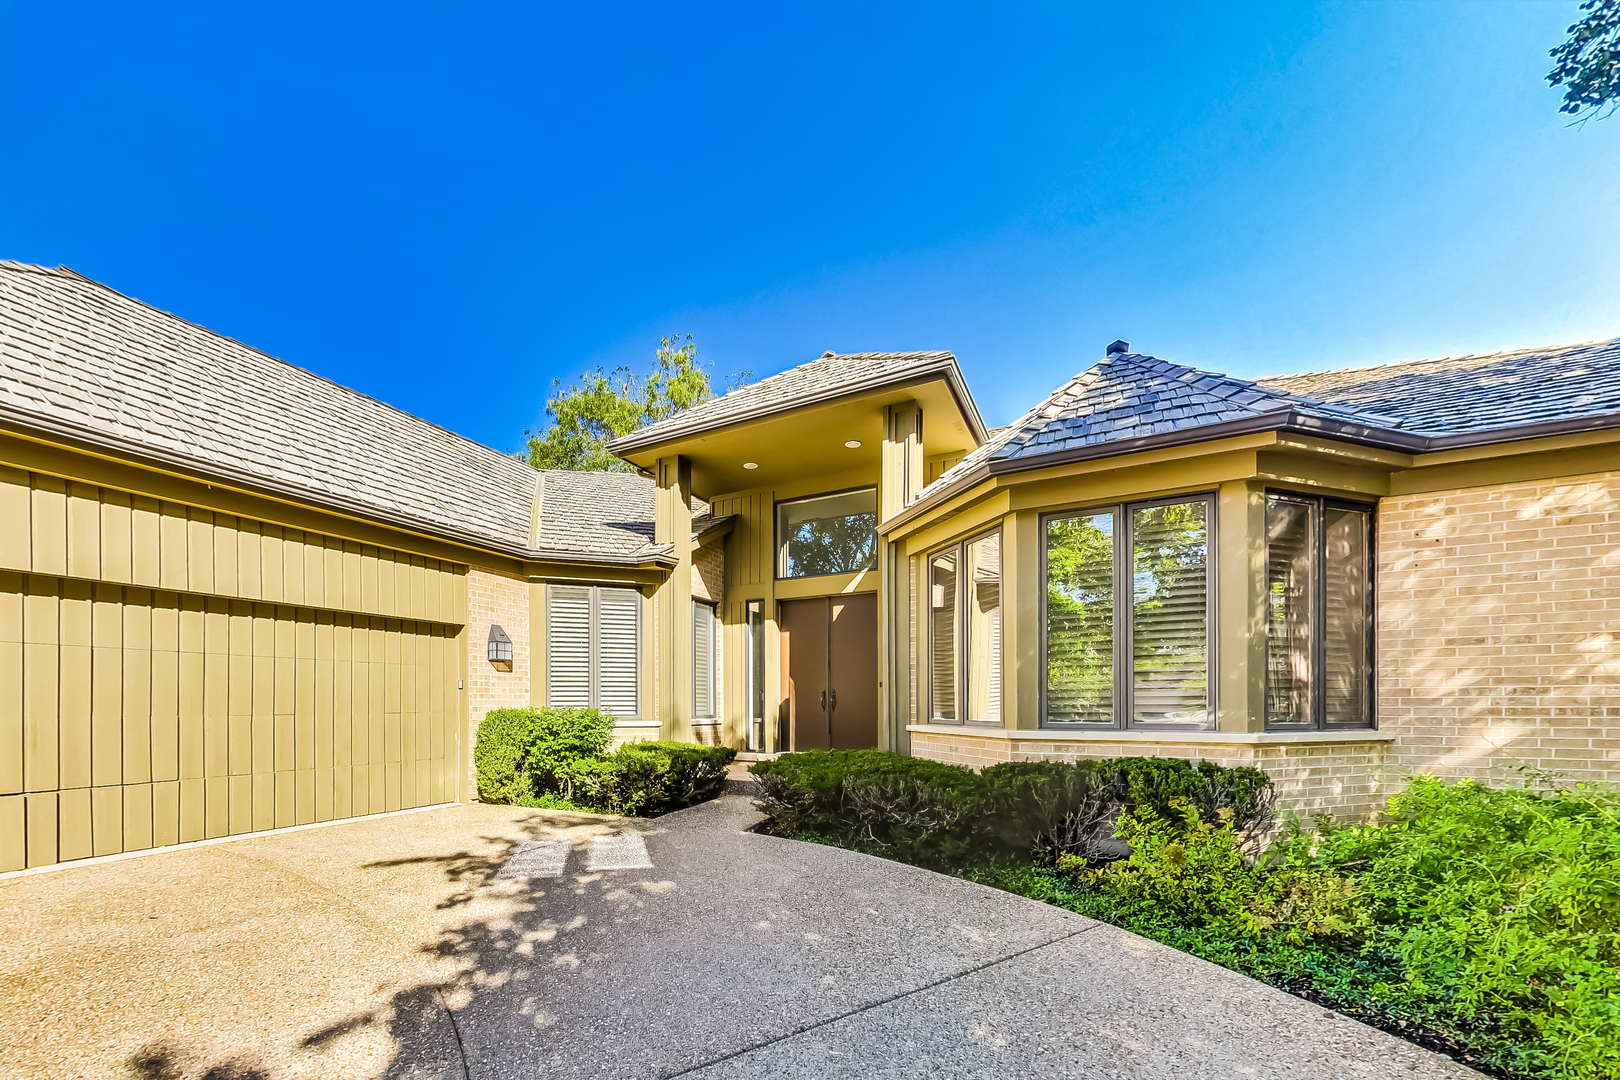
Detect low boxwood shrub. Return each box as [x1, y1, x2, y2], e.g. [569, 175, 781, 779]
[750, 750, 1274, 869]
[473, 709, 734, 816]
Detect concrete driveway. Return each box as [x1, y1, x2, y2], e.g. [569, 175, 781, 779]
[0, 796, 1479, 1080]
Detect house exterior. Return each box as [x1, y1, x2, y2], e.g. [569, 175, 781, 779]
[2, 261, 1616, 872]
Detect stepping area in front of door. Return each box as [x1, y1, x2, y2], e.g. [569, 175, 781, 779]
[493, 832, 654, 879]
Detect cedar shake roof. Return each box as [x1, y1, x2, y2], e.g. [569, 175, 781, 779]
[533, 469, 711, 560]
[1254, 338, 1620, 438]
[0, 262, 682, 564]
[608, 349, 986, 452]
[903, 338, 1620, 522]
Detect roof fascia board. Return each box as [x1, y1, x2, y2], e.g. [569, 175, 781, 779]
[882, 408, 1620, 534]
[0, 413, 676, 573]
[608, 359, 988, 457]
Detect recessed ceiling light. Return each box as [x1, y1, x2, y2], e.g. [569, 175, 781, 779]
[742, 462, 758, 469]
[844, 440, 862, 449]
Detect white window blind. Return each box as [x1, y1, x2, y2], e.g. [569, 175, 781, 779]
[546, 585, 593, 709]
[546, 584, 640, 718]
[598, 588, 641, 718]
[692, 601, 715, 719]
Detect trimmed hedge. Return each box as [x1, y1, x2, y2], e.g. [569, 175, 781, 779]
[474, 707, 735, 816]
[749, 750, 1273, 869]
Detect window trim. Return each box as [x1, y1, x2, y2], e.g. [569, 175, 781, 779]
[773, 485, 879, 581]
[1263, 489, 1377, 732]
[544, 583, 642, 720]
[924, 525, 1005, 728]
[1038, 492, 1219, 732]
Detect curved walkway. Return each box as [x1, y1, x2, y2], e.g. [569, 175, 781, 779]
[0, 796, 1479, 1080]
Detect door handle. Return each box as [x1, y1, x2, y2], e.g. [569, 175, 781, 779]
[830, 689, 837, 711]
[820, 690, 826, 711]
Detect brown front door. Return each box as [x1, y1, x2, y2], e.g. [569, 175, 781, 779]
[781, 595, 878, 751]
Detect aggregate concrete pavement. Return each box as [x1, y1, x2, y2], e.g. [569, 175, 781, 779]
[0, 795, 1481, 1080]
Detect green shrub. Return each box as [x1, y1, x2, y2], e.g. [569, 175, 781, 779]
[474, 706, 615, 804]
[568, 740, 737, 817]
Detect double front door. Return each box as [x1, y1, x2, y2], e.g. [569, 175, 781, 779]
[780, 594, 878, 751]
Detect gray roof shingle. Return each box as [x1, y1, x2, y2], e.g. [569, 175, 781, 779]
[609, 349, 983, 452]
[533, 469, 709, 560]
[0, 262, 543, 554]
[1254, 338, 1620, 437]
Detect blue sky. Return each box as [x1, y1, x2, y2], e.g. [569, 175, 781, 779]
[2, 2, 1616, 449]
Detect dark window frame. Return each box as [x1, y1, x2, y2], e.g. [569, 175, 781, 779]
[1263, 490, 1377, 732]
[773, 485, 879, 581]
[924, 525, 1005, 728]
[1038, 492, 1219, 732]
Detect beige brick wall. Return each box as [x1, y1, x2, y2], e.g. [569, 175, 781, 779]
[1379, 470, 1620, 788]
[465, 565, 531, 791]
[911, 731, 1390, 821]
[693, 542, 723, 604]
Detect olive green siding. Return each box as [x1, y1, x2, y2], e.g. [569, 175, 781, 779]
[0, 464, 467, 872]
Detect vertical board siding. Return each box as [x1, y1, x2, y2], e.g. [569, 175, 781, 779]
[0, 466, 467, 871]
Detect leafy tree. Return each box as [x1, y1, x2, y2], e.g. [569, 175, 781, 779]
[524, 335, 716, 472]
[1549, 0, 1620, 122]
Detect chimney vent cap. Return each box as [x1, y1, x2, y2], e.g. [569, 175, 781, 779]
[1106, 340, 1130, 356]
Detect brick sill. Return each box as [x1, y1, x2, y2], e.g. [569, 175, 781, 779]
[906, 724, 1396, 746]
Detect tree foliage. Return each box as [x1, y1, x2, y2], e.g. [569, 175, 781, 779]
[525, 335, 717, 472]
[1549, 0, 1620, 122]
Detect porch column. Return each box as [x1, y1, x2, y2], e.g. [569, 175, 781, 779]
[878, 402, 924, 752]
[1216, 479, 1267, 732]
[655, 455, 694, 741]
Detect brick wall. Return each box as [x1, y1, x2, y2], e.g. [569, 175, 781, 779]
[465, 565, 531, 791]
[693, 541, 723, 604]
[1378, 470, 1620, 787]
[911, 730, 1390, 820]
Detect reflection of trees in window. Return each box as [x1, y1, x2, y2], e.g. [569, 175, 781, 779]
[783, 512, 877, 577]
[1131, 502, 1208, 724]
[1045, 513, 1114, 722]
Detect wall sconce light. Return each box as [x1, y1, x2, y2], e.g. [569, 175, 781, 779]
[487, 624, 513, 669]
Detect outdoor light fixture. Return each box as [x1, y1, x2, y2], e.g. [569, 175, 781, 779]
[844, 440, 862, 448]
[742, 462, 759, 469]
[487, 624, 513, 667]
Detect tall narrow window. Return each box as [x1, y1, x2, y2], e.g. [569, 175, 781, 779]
[928, 549, 958, 722]
[1264, 493, 1373, 729]
[1132, 501, 1209, 727]
[964, 532, 1002, 723]
[547, 584, 641, 718]
[1042, 496, 1213, 729]
[693, 601, 717, 719]
[745, 599, 766, 750]
[1045, 512, 1115, 723]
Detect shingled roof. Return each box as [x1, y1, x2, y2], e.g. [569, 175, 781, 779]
[609, 349, 986, 453]
[0, 262, 551, 555]
[534, 469, 713, 561]
[896, 338, 1620, 527]
[1255, 337, 1620, 437]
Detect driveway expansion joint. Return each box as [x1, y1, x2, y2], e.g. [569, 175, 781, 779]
[661, 925, 1100, 1079]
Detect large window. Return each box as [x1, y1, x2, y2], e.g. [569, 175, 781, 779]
[928, 529, 1002, 724]
[693, 600, 718, 719]
[1265, 493, 1373, 729]
[547, 584, 641, 718]
[776, 488, 878, 579]
[1043, 496, 1213, 729]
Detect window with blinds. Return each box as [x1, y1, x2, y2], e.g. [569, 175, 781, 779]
[1042, 496, 1212, 729]
[693, 601, 717, 719]
[927, 528, 1003, 725]
[1263, 493, 1373, 729]
[545, 584, 641, 718]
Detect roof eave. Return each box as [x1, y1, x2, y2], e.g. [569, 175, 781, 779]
[606, 357, 989, 458]
[877, 408, 1620, 536]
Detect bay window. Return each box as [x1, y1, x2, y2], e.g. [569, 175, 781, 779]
[1043, 496, 1212, 729]
[1265, 493, 1373, 729]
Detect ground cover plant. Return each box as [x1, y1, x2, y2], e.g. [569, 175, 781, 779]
[475, 707, 735, 815]
[750, 751, 1620, 1080]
